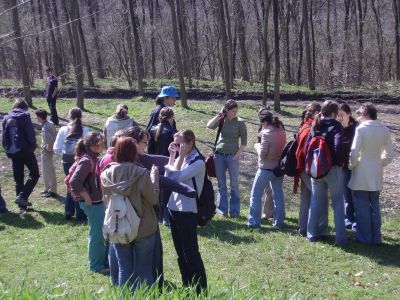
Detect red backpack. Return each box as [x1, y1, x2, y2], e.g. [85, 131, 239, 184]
[305, 132, 333, 179]
[64, 154, 95, 200]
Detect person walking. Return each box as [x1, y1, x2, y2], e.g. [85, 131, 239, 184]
[349, 103, 394, 244]
[35, 108, 57, 198]
[2, 99, 39, 211]
[207, 100, 247, 218]
[45, 67, 59, 126]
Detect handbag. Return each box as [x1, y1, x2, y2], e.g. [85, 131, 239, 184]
[205, 117, 224, 177]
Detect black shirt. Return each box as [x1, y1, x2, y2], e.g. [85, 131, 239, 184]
[46, 75, 58, 98]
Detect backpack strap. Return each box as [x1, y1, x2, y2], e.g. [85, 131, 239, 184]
[189, 156, 206, 203]
[213, 117, 225, 152]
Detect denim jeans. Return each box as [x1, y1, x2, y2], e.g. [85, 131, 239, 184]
[9, 151, 40, 201]
[168, 209, 207, 293]
[153, 225, 163, 284]
[343, 169, 356, 225]
[158, 189, 170, 226]
[308, 166, 347, 244]
[248, 168, 285, 228]
[46, 96, 59, 125]
[214, 153, 240, 217]
[352, 190, 381, 244]
[63, 162, 86, 220]
[298, 172, 329, 236]
[109, 243, 119, 285]
[79, 201, 107, 272]
[113, 233, 156, 290]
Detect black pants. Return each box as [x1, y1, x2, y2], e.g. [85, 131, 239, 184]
[47, 96, 59, 125]
[169, 209, 207, 293]
[9, 151, 40, 201]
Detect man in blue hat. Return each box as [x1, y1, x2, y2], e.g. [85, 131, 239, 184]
[145, 86, 179, 137]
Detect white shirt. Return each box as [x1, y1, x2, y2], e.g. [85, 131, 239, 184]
[53, 124, 89, 155]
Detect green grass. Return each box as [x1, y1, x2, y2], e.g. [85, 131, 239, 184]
[0, 98, 399, 299]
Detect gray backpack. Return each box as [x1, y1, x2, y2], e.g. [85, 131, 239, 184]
[62, 137, 79, 163]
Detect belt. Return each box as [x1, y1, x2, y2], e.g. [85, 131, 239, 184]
[215, 151, 234, 156]
[79, 200, 103, 205]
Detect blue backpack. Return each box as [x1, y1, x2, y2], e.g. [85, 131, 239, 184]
[2, 116, 22, 155]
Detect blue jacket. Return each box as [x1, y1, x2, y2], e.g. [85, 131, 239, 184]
[2, 108, 37, 153]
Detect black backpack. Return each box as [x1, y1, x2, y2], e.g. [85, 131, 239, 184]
[273, 134, 299, 177]
[2, 116, 22, 155]
[190, 156, 216, 227]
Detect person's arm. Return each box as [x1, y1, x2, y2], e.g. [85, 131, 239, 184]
[141, 168, 159, 206]
[139, 153, 169, 174]
[349, 127, 362, 170]
[166, 160, 205, 182]
[259, 131, 271, 160]
[207, 114, 220, 129]
[233, 120, 247, 160]
[382, 129, 394, 166]
[53, 127, 66, 155]
[70, 157, 92, 205]
[52, 78, 58, 98]
[158, 175, 197, 198]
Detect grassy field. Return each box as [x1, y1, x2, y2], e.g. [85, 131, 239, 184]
[0, 97, 399, 299]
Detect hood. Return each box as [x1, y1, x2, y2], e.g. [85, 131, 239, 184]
[361, 120, 384, 128]
[107, 116, 132, 127]
[101, 162, 147, 196]
[315, 117, 341, 134]
[9, 108, 29, 119]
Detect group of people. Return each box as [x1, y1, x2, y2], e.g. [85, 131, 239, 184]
[0, 82, 394, 293]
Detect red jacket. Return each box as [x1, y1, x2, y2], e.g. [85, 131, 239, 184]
[296, 118, 313, 174]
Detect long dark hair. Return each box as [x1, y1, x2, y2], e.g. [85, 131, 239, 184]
[258, 108, 284, 129]
[155, 107, 174, 142]
[75, 132, 104, 157]
[67, 107, 83, 139]
[312, 100, 339, 131]
[301, 102, 321, 125]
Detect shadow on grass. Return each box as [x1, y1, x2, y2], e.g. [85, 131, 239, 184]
[0, 210, 44, 229]
[35, 210, 66, 225]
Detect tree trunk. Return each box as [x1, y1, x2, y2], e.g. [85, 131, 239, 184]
[302, 0, 315, 90]
[31, 0, 43, 78]
[234, 0, 250, 81]
[69, 0, 84, 109]
[297, 13, 304, 86]
[77, 15, 95, 87]
[191, 0, 200, 79]
[327, 0, 334, 86]
[121, 0, 136, 83]
[340, 0, 351, 82]
[87, 0, 106, 79]
[310, 0, 316, 86]
[166, 0, 188, 107]
[253, 0, 263, 77]
[217, 0, 231, 97]
[50, 0, 66, 83]
[8, 0, 32, 106]
[273, 0, 280, 111]
[356, 0, 367, 86]
[284, 1, 292, 84]
[371, 0, 383, 82]
[176, 0, 192, 88]
[148, 0, 156, 78]
[262, 0, 272, 105]
[223, 0, 234, 88]
[128, 0, 145, 96]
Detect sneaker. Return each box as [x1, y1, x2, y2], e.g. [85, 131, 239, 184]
[247, 224, 261, 229]
[351, 223, 357, 232]
[40, 191, 48, 195]
[43, 192, 58, 198]
[95, 268, 110, 275]
[15, 197, 29, 207]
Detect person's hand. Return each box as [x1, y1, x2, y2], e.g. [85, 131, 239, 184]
[82, 192, 92, 206]
[219, 107, 226, 118]
[168, 142, 177, 156]
[232, 152, 241, 160]
[150, 165, 159, 183]
[179, 143, 190, 156]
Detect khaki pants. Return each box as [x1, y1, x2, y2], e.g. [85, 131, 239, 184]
[41, 151, 57, 193]
[262, 186, 273, 219]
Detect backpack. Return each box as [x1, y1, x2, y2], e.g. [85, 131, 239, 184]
[103, 193, 141, 244]
[2, 116, 22, 154]
[64, 154, 94, 200]
[190, 156, 216, 226]
[62, 137, 79, 163]
[273, 135, 299, 177]
[304, 130, 333, 179]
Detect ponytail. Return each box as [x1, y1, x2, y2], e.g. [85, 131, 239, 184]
[74, 132, 104, 157]
[75, 139, 86, 157]
[312, 100, 339, 131]
[115, 104, 128, 119]
[301, 101, 321, 125]
[271, 116, 284, 129]
[156, 107, 174, 142]
[67, 107, 83, 139]
[312, 112, 323, 131]
[155, 121, 165, 142]
[258, 108, 284, 129]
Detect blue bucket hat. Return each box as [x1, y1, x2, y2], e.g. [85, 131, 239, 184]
[157, 86, 180, 99]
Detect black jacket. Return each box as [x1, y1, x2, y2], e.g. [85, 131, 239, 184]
[148, 122, 176, 156]
[342, 118, 358, 170]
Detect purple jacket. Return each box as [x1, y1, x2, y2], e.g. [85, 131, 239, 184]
[2, 108, 37, 153]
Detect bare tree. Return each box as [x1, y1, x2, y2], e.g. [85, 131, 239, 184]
[217, 0, 232, 97]
[303, 0, 315, 90]
[273, 0, 280, 111]
[234, 0, 250, 81]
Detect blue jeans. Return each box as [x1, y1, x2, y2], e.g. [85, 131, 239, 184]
[248, 168, 285, 227]
[79, 202, 107, 271]
[153, 225, 163, 284]
[214, 153, 240, 217]
[308, 166, 347, 244]
[169, 209, 207, 294]
[109, 243, 119, 285]
[113, 233, 156, 290]
[352, 190, 381, 244]
[298, 172, 328, 236]
[63, 162, 86, 220]
[343, 169, 356, 224]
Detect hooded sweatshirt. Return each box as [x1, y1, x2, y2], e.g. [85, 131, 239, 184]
[104, 116, 137, 148]
[101, 162, 159, 239]
[2, 108, 37, 153]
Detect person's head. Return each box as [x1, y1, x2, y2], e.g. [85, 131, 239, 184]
[123, 126, 150, 155]
[338, 103, 352, 127]
[356, 103, 377, 123]
[156, 107, 174, 142]
[115, 104, 128, 119]
[156, 86, 179, 107]
[35, 108, 48, 124]
[114, 137, 138, 163]
[258, 108, 283, 129]
[45, 66, 53, 76]
[301, 102, 321, 124]
[312, 100, 340, 130]
[109, 129, 128, 148]
[224, 99, 239, 120]
[12, 98, 29, 111]
[174, 129, 196, 154]
[67, 107, 83, 139]
[75, 132, 104, 157]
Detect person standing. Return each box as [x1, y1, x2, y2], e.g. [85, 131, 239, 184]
[35, 108, 57, 198]
[45, 67, 59, 126]
[2, 99, 39, 210]
[207, 100, 247, 218]
[349, 103, 394, 244]
[146, 86, 178, 135]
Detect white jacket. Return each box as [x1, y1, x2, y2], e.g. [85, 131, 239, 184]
[53, 124, 89, 155]
[348, 120, 393, 191]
